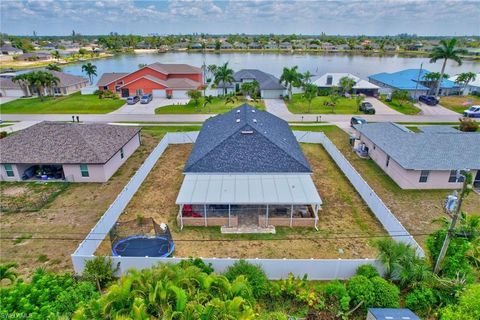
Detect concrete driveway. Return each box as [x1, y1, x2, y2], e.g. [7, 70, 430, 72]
[109, 97, 189, 115]
[364, 97, 401, 115]
[0, 96, 19, 104]
[415, 102, 459, 116]
[264, 99, 294, 117]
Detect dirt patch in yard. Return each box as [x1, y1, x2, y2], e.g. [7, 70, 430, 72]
[110, 143, 386, 259]
[0, 132, 159, 278]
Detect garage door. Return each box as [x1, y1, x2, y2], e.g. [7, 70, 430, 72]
[261, 90, 285, 99]
[171, 90, 189, 99]
[3, 89, 24, 97]
[152, 89, 166, 98]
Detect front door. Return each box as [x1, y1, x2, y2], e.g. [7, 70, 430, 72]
[121, 88, 129, 98]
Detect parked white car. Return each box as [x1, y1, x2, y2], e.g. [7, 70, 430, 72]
[463, 105, 480, 118]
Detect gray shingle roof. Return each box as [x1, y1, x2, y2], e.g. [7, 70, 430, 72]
[0, 122, 140, 164]
[184, 104, 311, 173]
[47, 70, 89, 87]
[96, 73, 129, 86]
[355, 122, 480, 170]
[217, 69, 286, 90]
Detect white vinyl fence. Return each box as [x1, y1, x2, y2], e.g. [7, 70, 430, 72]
[71, 131, 422, 279]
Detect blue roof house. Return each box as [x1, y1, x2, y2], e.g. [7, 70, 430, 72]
[176, 104, 322, 232]
[368, 69, 460, 98]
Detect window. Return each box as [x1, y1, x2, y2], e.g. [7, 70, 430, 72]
[115, 85, 121, 92]
[80, 164, 89, 177]
[54, 87, 61, 94]
[386, 155, 390, 167]
[373, 144, 376, 150]
[120, 147, 124, 159]
[4, 164, 14, 177]
[103, 86, 108, 90]
[419, 170, 429, 183]
[448, 170, 465, 183]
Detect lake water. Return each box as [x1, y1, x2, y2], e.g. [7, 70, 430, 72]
[61, 52, 480, 83]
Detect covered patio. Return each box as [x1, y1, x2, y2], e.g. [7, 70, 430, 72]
[176, 174, 322, 231]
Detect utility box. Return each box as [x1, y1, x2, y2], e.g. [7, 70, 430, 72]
[367, 308, 420, 320]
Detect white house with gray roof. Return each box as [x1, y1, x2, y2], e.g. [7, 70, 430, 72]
[353, 122, 480, 189]
[176, 104, 322, 232]
[0, 122, 141, 183]
[216, 69, 287, 99]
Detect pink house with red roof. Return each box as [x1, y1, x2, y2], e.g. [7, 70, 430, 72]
[96, 62, 203, 98]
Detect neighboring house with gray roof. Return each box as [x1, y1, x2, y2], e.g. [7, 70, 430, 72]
[0, 122, 141, 183]
[216, 69, 287, 99]
[353, 122, 480, 189]
[176, 104, 322, 231]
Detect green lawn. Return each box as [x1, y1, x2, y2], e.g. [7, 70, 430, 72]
[440, 95, 480, 113]
[286, 93, 360, 114]
[0, 92, 125, 114]
[155, 97, 265, 114]
[379, 96, 421, 115]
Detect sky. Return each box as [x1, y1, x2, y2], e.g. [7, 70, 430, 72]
[1, 0, 480, 36]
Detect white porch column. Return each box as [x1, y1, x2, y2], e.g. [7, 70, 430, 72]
[314, 204, 319, 230]
[265, 204, 269, 227]
[290, 204, 294, 227]
[204, 204, 207, 227]
[179, 204, 184, 230]
[228, 204, 231, 227]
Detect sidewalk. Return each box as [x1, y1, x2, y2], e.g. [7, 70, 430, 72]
[0, 121, 40, 133]
[109, 98, 189, 115]
[415, 102, 459, 116]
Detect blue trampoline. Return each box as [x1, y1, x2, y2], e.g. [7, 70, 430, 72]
[112, 235, 174, 257]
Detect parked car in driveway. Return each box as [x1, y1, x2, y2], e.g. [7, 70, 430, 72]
[127, 96, 140, 105]
[359, 101, 376, 114]
[140, 93, 153, 104]
[463, 105, 480, 118]
[419, 95, 439, 106]
[350, 116, 367, 127]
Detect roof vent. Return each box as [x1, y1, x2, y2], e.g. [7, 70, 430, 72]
[253, 119, 257, 123]
[236, 110, 241, 113]
[241, 130, 254, 135]
[236, 119, 240, 123]
[251, 110, 255, 113]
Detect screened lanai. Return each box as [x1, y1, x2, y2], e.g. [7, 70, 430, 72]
[176, 174, 323, 230]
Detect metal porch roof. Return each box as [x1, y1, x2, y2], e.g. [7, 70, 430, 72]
[176, 174, 322, 205]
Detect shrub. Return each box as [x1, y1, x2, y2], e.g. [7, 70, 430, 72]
[224, 260, 269, 298]
[82, 257, 119, 291]
[459, 117, 479, 132]
[370, 276, 400, 308]
[405, 286, 437, 316]
[178, 258, 214, 274]
[347, 275, 375, 308]
[355, 264, 380, 279]
[324, 280, 350, 312]
[440, 284, 480, 320]
[317, 88, 330, 96]
[0, 131, 7, 139]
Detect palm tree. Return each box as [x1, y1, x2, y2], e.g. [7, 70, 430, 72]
[207, 64, 217, 81]
[240, 82, 252, 99]
[12, 73, 32, 96]
[52, 50, 60, 61]
[0, 262, 18, 285]
[338, 76, 356, 95]
[45, 63, 62, 72]
[302, 71, 313, 88]
[328, 87, 340, 113]
[455, 72, 477, 95]
[303, 83, 317, 113]
[44, 72, 60, 97]
[225, 93, 236, 107]
[81, 62, 97, 84]
[279, 66, 302, 100]
[214, 62, 234, 96]
[355, 94, 364, 112]
[429, 38, 467, 97]
[203, 95, 214, 112]
[249, 80, 260, 101]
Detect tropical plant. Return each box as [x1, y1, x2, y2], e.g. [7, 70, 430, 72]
[0, 262, 18, 285]
[51, 50, 60, 61]
[280, 66, 302, 100]
[46, 63, 62, 72]
[338, 76, 356, 95]
[303, 83, 318, 113]
[224, 260, 269, 299]
[328, 86, 340, 112]
[355, 94, 364, 111]
[440, 284, 480, 320]
[81, 62, 97, 84]
[0, 268, 99, 320]
[405, 285, 437, 316]
[455, 72, 477, 95]
[392, 90, 410, 105]
[429, 38, 468, 97]
[82, 257, 119, 291]
[370, 276, 400, 308]
[186, 89, 202, 108]
[74, 263, 255, 319]
[301, 71, 313, 87]
[202, 95, 214, 112]
[138, 63, 147, 68]
[355, 264, 380, 279]
[207, 64, 217, 81]
[13, 71, 59, 101]
[11, 73, 31, 96]
[43, 72, 60, 96]
[225, 93, 237, 107]
[214, 62, 235, 95]
[459, 117, 479, 132]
